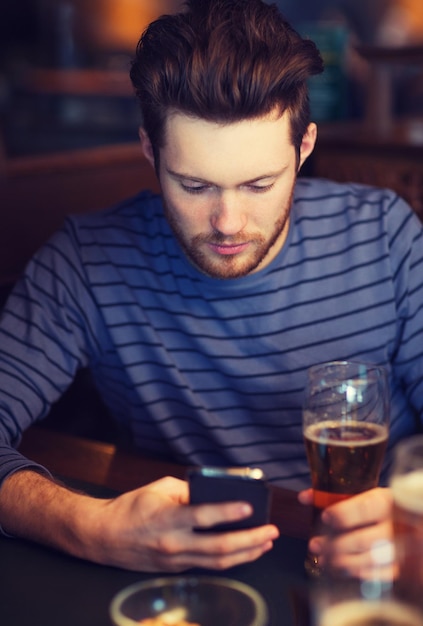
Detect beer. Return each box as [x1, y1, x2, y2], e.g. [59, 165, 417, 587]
[391, 469, 423, 604]
[304, 419, 388, 509]
[318, 599, 423, 626]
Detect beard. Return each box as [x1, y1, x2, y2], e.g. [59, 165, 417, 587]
[164, 192, 293, 279]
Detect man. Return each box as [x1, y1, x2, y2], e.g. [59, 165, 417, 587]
[0, 0, 422, 574]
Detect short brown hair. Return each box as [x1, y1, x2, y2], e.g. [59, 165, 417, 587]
[130, 0, 323, 160]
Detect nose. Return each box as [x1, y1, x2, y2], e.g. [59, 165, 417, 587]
[210, 191, 247, 236]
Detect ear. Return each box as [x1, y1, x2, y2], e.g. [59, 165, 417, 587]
[299, 123, 317, 170]
[139, 127, 155, 168]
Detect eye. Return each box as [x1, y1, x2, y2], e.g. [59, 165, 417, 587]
[247, 182, 275, 193]
[180, 182, 210, 194]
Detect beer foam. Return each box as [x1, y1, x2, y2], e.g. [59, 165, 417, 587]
[304, 420, 388, 446]
[391, 469, 423, 514]
[319, 599, 423, 626]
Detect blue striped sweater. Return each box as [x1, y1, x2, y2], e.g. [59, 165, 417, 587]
[1, 177, 422, 490]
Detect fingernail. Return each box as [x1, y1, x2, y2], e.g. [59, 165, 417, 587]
[240, 503, 253, 517]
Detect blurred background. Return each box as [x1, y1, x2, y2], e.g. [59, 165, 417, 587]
[0, 0, 422, 288]
[0, 0, 184, 156]
[0, 0, 422, 158]
[0, 0, 421, 441]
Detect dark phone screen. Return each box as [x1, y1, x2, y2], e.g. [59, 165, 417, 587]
[188, 470, 271, 531]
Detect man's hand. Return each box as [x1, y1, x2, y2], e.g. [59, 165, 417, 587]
[0, 471, 279, 572]
[298, 487, 394, 579]
[91, 476, 279, 571]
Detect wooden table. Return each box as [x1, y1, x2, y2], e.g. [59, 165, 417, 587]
[0, 427, 313, 626]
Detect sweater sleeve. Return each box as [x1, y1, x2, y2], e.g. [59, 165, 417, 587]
[0, 222, 103, 487]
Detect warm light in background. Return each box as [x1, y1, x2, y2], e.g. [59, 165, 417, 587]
[88, 0, 184, 53]
[396, 0, 423, 40]
[378, 0, 423, 45]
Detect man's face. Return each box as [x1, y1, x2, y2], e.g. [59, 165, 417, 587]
[142, 110, 315, 279]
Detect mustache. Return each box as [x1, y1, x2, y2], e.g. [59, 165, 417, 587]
[197, 231, 257, 245]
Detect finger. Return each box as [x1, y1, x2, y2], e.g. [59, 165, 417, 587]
[324, 540, 396, 581]
[326, 521, 393, 557]
[310, 521, 393, 559]
[186, 523, 279, 555]
[182, 501, 254, 531]
[162, 527, 278, 571]
[310, 521, 394, 578]
[173, 540, 275, 571]
[147, 476, 190, 505]
[308, 520, 393, 561]
[321, 488, 392, 530]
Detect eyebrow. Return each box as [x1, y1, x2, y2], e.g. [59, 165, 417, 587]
[166, 167, 287, 186]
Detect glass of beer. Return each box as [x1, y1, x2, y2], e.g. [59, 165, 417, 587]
[303, 360, 390, 576]
[390, 435, 423, 606]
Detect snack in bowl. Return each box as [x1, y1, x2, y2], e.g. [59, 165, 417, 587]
[138, 620, 198, 626]
[137, 608, 199, 626]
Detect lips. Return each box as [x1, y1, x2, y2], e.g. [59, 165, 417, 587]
[208, 242, 250, 256]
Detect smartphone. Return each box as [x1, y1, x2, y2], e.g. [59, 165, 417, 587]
[188, 466, 271, 532]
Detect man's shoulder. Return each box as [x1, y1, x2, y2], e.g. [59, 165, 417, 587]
[292, 177, 416, 228]
[291, 178, 422, 255]
[294, 177, 397, 206]
[68, 190, 164, 228]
